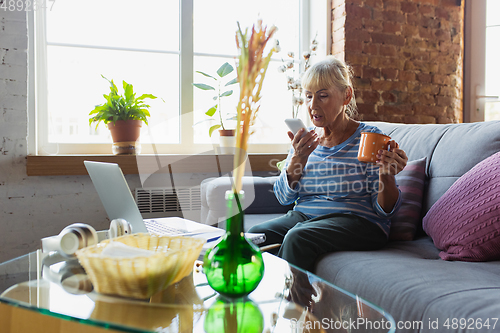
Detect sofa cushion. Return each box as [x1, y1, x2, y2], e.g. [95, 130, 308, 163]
[371, 121, 500, 217]
[389, 157, 427, 241]
[315, 237, 500, 333]
[423, 152, 500, 261]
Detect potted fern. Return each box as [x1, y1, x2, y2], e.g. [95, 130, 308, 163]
[89, 75, 157, 155]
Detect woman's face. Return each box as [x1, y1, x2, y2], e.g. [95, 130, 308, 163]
[304, 85, 347, 128]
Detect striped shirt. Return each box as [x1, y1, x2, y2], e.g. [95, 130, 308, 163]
[274, 122, 402, 236]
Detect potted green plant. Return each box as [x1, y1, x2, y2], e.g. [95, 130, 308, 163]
[193, 62, 238, 153]
[89, 75, 157, 155]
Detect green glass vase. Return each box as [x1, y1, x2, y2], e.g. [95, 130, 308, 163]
[203, 190, 264, 298]
[204, 297, 264, 333]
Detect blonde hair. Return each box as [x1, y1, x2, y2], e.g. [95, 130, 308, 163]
[301, 56, 358, 118]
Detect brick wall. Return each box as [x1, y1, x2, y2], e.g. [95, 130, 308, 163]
[332, 0, 464, 124]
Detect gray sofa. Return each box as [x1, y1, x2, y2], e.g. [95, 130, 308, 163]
[200, 121, 500, 333]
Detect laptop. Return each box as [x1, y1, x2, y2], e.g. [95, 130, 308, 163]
[83, 161, 265, 245]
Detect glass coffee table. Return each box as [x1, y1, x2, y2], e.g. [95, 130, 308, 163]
[0, 251, 395, 333]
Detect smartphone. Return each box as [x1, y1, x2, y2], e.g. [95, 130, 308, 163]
[285, 118, 309, 138]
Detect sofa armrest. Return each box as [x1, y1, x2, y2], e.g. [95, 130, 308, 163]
[200, 176, 292, 225]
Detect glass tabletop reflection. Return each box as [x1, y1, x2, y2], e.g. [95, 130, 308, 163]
[0, 251, 395, 333]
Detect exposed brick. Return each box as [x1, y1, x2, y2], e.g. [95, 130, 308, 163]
[383, 22, 402, 34]
[417, 73, 432, 83]
[332, 40, 346, 55]
[353, 77, 372, 89]
[419, 94, 437, 105]
[339, 0, 463, 124]
[400, 1, 418, 14]
[420, 17, 440, 29]
[411, 51, 430, 61]
[402, 25, 419, 37]
[332, 0, 345, 9]
[439, 62, 458, 74]
[333, 29, 346, 43]
[432, 74, 451, 85]
[381, 91, 397, 103]
[418, 27, 434, 39]
[441, 0, 460, 7]
[351, 64, 363, 78]
[382, 10, 406, 23]
[332, 16, 347, 32]
[435, 29, 452, 41]
[419, 5, 434, 16]
[346, 3, 372, 19]
[371, 79, 394, 91]
[362, 43, 379, 55]
[371, 33, 405, 46]
[436, 95, 454, 107]
[347, 53, 369, 66]
[364, 0, 384, 8]
[356, 103, 377, 114]
[370, 56, 405, 70]
[362, 66, 381, 79]
[399, 71, 416, 81]
[372, 8, 384, 21]
[359, 90, 381, 103]
[380, 45, 398, 57]
[418, 0, 440, 5]
[364, 19, 383, 32]
[391, 81, 408, 92]
[378, 104, 413, 115]
[439, 86, 460, 97]
[381, 68, 399, 80]
[346, 29, 372, 42]
[333, 4, 347, 19]
[383, 1, 401, 11]
[420, 83, 441, 95]
[404, 115, 437, 124]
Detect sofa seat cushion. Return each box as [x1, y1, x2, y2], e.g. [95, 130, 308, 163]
[423, 152, 500, 261]
[314, 237, 500, 332]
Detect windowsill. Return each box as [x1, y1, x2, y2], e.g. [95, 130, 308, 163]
[26, 153, 287, 176]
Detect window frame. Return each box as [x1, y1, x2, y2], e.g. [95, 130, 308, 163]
[27, 0, 330, 156]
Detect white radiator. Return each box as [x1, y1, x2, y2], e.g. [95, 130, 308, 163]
[134, 186, 201, 221]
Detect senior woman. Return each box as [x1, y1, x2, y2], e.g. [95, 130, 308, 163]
[248, 56, 408, 272]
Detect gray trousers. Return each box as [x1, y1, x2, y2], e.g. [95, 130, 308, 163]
[248, 210, 388, 272]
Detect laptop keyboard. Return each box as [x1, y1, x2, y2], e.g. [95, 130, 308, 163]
[144, 220, 188, 236]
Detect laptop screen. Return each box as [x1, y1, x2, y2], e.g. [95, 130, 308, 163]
[84, 161, 148, 233]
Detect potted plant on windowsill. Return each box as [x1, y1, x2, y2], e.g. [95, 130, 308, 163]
[193, 62, 238, 154]
[89, 75, 157, 155]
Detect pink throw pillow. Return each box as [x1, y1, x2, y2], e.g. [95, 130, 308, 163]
[423, 152, 500, 261]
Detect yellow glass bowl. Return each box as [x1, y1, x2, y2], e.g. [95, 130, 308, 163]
[76, 233, 205, 299]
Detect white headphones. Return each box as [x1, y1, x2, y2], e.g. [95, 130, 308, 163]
[108, 218, 132, 239]
[41, 219, 132, 258]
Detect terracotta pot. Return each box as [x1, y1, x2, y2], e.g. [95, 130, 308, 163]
[107, 120, 142, 143]
[218, 129, 235, 154]
[218, 129, 235, 137]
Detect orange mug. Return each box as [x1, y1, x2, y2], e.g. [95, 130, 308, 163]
[357, 132, 391, 163]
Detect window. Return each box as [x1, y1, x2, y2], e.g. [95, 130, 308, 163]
[464, 0, 500, 122]
[484, 0, 500, 120]
[28, 0, 329, 155]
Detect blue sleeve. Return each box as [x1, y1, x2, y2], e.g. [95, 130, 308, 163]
[273, 149, 300, 206]
[367, 164, 402, 218]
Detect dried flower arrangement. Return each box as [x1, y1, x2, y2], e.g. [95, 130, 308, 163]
[278, 37, 318, 118]
[233, 19, 279, 193]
